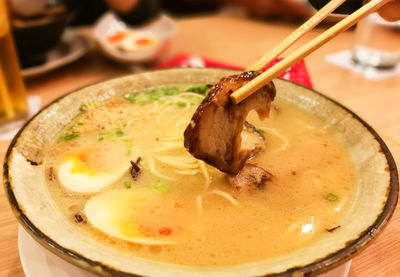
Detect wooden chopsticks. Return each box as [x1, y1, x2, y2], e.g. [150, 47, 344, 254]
[231, 0, 392, 104]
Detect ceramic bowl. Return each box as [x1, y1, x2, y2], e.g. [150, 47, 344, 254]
[12, 11, 69, 68]
[4, 68, 398, 277]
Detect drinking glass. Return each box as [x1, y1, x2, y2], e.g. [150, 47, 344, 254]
[352, 12, 400, 68]
[0, 0, 28, 131]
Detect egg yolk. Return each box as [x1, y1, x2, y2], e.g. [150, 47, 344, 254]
[68, 153, 97, 176]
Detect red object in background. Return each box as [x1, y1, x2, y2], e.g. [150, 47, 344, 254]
[262, 57, 313, 89]
[155, 54, 313, 89]
[155, 54, 243, 70]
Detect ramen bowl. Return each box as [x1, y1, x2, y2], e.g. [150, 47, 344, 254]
[4, 68, 398, 277]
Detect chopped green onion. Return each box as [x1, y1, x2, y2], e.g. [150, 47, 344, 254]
[187, 85, 209, 94]
[58, 133, 79, 142]
[162, 87, 180, 96]
[177, 102, 187, 108]
[144, 89, 157, 95]
[77, 122, 84, 126]
[143, 90, 157, 100]
[79, 104, 87, 112]
[123, 138, 133, 156]
[123, 87, 182, 105]
[144, 89, 161, 102]
[124, 181, 131, 189]
[115, 130, 124, 137]
[152, 182, 170, 194]
[122, 92, 138, 103]
[87, 101, 103, 108]
[326, 193, 339, 202]
[257, 128, 265, 134]
[150, 94, 160, 101]
[97, 133, 105, 141]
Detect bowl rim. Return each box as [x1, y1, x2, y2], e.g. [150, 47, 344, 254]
[3, 68, 399, 277]
[12, 11, 70, 30]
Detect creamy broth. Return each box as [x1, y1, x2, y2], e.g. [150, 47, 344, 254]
[44, 85, 356, 266]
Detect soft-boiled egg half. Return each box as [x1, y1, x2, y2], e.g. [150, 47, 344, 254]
[57, 143, 135, 193]
[84, 188, 183, 245]
[58, 153, 128, 193]
[107, 30, 159, 53]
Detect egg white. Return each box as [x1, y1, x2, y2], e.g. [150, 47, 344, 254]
[58, 154, 128, 193]
[84, 189, 175, 245]
[118, 31, 158, 52]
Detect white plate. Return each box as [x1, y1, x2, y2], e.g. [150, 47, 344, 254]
[93, 13, 176, 64]
[18, 225, 351, 277]
[18, 226, 96, 277]
[21, 29, 89, 79]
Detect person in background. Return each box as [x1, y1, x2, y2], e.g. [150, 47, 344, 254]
[67, 0, 219, 26]
[231, 0, 400, 21]
[104, 0, 400, 23]
[376, 0, 400, 20]
[65, 0, 400, 26]
[309, 0, 400, 21]
[10, 0, 400, 26]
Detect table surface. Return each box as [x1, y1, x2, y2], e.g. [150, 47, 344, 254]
[1, 15, 399, 277]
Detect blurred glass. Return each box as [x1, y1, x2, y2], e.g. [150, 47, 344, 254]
[0, 0, 27, 128]
[352, 12, 400, 68]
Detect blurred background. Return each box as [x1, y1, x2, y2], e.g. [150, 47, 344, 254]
[0, 1, 399, 275]
[4, 0, 369, 69]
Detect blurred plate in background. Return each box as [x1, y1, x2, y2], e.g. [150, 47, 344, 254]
[21, 30, 89, 79]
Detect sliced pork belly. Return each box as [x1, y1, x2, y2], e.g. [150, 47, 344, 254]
[228, 164, 272, 191]
[184, 71, 275, 174]
[241, 121, 265, 157]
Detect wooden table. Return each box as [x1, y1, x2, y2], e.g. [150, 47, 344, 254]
[1, 15, 399, 277]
